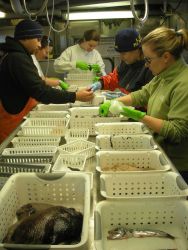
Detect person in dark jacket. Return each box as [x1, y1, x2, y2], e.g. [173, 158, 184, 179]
[90, 28, 153, 96]
[0, 19, 93, 143]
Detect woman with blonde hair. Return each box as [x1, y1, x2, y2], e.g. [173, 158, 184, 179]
[99, 27, 188, 182]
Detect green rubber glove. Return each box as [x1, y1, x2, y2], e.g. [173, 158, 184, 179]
[121, 107, 146, 121]
[99, 100, 111, 117]
[59, 80, 69, 90]
[91, 64, 101, 73]
[93, 76, 100, 82]
[76, 61, 89, 70]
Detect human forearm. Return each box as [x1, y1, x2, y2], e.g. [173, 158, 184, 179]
[141, 115, 164, 134]
[116, 94, 133, 106]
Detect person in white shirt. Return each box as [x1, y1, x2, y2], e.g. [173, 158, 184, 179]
[32, 36, 68, 88]
[54, 29, 106, 76]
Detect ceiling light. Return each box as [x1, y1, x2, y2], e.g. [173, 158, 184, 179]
[0, 11, 6, 18]
[66, 11, 133, 20]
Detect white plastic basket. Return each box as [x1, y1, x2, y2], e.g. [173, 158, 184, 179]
[66, 72, 94, 87]
[36, 103, 70, 111]
[58, 139, 96, 159]
[100, 172, 188, 199]
[96, 150, 171, 173]
[2, 146, 57, 157]
[65, 128, 89, 143]
[96, 134, 157, 150]
[11, 136, 61, 147]
[0, 155, 53, 164]
[72, 95, 105, 107]
[0, 172, 91, 250]
[29, 110, 69, 118]
[95, 200, 188, 250]
[19, 117, 69, 136]
[52, 154, 87, 172]
[68, 84, 78, 92]
[95, 122, 150, 135]
[69, 107, 126, 135]
[0, 162, 51, 174]
[22, 117, 69, 127]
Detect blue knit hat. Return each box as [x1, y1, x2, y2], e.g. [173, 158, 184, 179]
[115, 28, 142, 52]
[14, 19, 43, 40]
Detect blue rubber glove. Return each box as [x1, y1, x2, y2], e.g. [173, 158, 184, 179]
[76, 61, 89, 70]
[103, 92, 126, 99]
[121, 107, 146, 121]
[90, 81, 102, 92]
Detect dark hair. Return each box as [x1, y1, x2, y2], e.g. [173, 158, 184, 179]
[142, 27, 188, 59]
[41, 35, 53, 48]
[79, 29, 100, 43]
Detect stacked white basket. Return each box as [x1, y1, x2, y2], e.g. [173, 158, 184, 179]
[0, 172, 91, 250]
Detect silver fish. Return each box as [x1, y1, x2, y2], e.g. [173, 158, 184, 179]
[107, 227, 174, 240]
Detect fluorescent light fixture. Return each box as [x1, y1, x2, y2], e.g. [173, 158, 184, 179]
[0, 11, 6, 18]
[67, 11, 133, 20]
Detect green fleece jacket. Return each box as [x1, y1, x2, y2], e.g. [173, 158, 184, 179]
[131, 58, 188, 171]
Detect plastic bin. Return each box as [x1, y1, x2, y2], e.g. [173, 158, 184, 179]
[2, 146, 57, 157]
[0, 155, 53, 164]
[72, 95, 105, 107]
[22, 117, 69, 127]
[65, 72, 94, 87]
[58, 139, 96, 159]
[0, 172, 91, 250]
[100, 172, 188, 199]
[65, 128, 89, 143]
[36, 103, 70, 111]
[11, 136, 61, 147]
[69, 107, 126, 135]
[52, 154, 87, 172]
[0, 162, 51, 174]
[18, 126, 68, 137]
[95, 122, 150, 135]
[29, 110, 69, 118]
[96, 134, 158, 150]
[94, 200, 188, 250]
[96, 150, 171, 173]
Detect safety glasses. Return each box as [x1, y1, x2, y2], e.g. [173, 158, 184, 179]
[144, 56, 162, 64]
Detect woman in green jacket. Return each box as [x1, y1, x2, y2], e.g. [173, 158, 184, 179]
[100, 27, 188, 182]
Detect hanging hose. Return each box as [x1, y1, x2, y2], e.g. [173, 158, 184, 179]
[130, 0, 149, 24]
[23, 0, 48, 17]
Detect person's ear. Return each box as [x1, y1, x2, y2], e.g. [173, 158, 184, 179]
[163, 51, 171, 63]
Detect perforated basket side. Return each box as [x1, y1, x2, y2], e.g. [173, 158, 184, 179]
[2, 146, 57, 156]
[19, 126, 68, 136]
[96, 150, 170, 172]
[95, 122, 149, 135]
[0, 155, 53, 164]
[70, 117, 124, 135]
[0, 173, 91, 249]
[36, 103, 70, 111]
[52, 154, 87, 172]
[65, 128, 89, 143]
[22, 117, 69, 127]
[58, 140, 96, 159]
[11, 136, 61, 147]
[94, 200, 188, 250]
[96, 134, 157, 150]
[29, 111, 69, 118]
[100, 172, 188, 199]
[0, 162, 51, 174]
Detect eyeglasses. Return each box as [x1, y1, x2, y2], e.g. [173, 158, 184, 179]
[144, 56, 161, 64]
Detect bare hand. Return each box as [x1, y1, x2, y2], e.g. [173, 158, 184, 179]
[76, 88, 94, 102]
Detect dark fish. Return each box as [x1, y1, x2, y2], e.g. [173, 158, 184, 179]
[3, 205, 83, 245]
